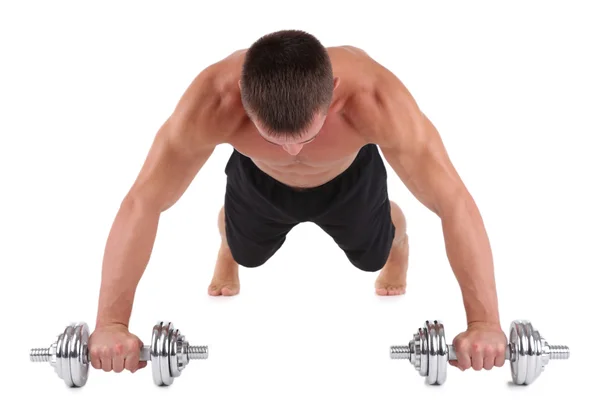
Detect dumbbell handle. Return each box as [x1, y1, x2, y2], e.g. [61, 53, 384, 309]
[392, 340, 569, 362]
[84, 344, 207, 361]
[31, 344, 207, 364]
[140, 346, 151, 361]
[77, 344, 151, 363]
[82, 344, 207, 362]
[448, 344, 569, 362]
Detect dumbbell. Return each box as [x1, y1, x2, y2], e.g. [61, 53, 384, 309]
[390, 319, 569, 385]
[30, 320, 208, 387]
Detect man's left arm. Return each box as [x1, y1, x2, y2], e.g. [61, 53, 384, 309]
[365, 76, 507, 370]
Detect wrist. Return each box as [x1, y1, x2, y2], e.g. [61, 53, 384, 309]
[95, 294, 134, 330]
[95, 316, 129, 330]
[463, 296, 500, 326]
[466, 310, 500, 323]
[467, 317, 502, 331]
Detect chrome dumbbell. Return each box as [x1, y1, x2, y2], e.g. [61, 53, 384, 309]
[30, 320, 208, 387]
[390, 319, 569, 385]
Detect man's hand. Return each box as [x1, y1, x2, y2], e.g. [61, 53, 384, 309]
[88, 324, 147, 373]
[450, 322, 507, 371]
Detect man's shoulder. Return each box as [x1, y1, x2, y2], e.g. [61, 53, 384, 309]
[330, 45, 403, 103]
[184, 50, 245, 104]
[334, 51, 419, 147]
[170, 52, 246, 140]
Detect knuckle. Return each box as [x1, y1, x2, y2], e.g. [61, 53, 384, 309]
[89, 346, 100, 358]
[126, 339, 140, 351]
[113, 343, 124, 356]
[455, 340, 469, 352]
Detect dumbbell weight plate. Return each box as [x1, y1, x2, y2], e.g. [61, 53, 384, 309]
[424, 321, 449, 385]
[170, 327, 183, 378]
[55, 324, 71, 386]
[419, 324, 434, 383]
[509, 320, 544, 385]
[162, 323, 174, 386]
[56, 322, 89, 387]
[151, 321, 170, 386]
[72, 323, 90, 387]
[151, 321, 184, 386]
[169, 325, 180, 379]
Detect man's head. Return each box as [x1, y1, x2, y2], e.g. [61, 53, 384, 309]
[239, 30, 339, 155]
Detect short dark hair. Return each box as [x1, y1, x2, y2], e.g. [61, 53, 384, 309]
[240, 29, 334, 138]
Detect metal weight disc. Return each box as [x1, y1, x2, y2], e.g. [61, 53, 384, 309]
[509, 321, 525, 384]
[418, 327, 428, 377]
[169, 328, 182, 378]
[411, 333, 421, 372]
[510, 320, 534, 385]
[525, 323, 543, 385]
[58, 324, 75, 387]
[425, 321, 439, 385]
[176, 334, 189, 373]
[160, 322, 175, 386]
[150, 322, 165, 386]
[54, 328, 66, 383]
[435, 322, 448, 385]
[69, 323, 89, 387]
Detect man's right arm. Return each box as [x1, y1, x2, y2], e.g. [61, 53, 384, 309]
[95, 84, 218, 330]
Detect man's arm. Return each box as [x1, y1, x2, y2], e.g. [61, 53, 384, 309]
[371, 77, 500, 326]
[95, 74, 218, 329]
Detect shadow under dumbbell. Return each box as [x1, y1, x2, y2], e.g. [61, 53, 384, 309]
[506, 380, 529, 389]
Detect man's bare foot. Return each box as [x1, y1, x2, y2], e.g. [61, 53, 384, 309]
[375, 236, 408, 296]
[208, 246, 240, 296]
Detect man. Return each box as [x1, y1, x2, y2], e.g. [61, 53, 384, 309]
[88, 30, 507, 375]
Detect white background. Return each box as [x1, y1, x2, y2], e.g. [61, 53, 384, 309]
[1, 1, 598, 417]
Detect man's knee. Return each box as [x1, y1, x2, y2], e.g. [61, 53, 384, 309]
[232, 253, 270, 268]
[229, 240, 283, 268]
[350, 252, 390, 272]
[345, 222, 395, 272]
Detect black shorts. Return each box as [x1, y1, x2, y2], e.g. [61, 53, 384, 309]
[223, 144, 395, 271]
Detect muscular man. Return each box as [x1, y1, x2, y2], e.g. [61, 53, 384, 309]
[88, 30, 507, 376]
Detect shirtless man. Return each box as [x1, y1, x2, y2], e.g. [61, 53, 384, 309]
[88, 30, 507, 376]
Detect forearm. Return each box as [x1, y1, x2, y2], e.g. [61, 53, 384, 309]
[95, 198, 160, 329]
[440, 194, 500, 326]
